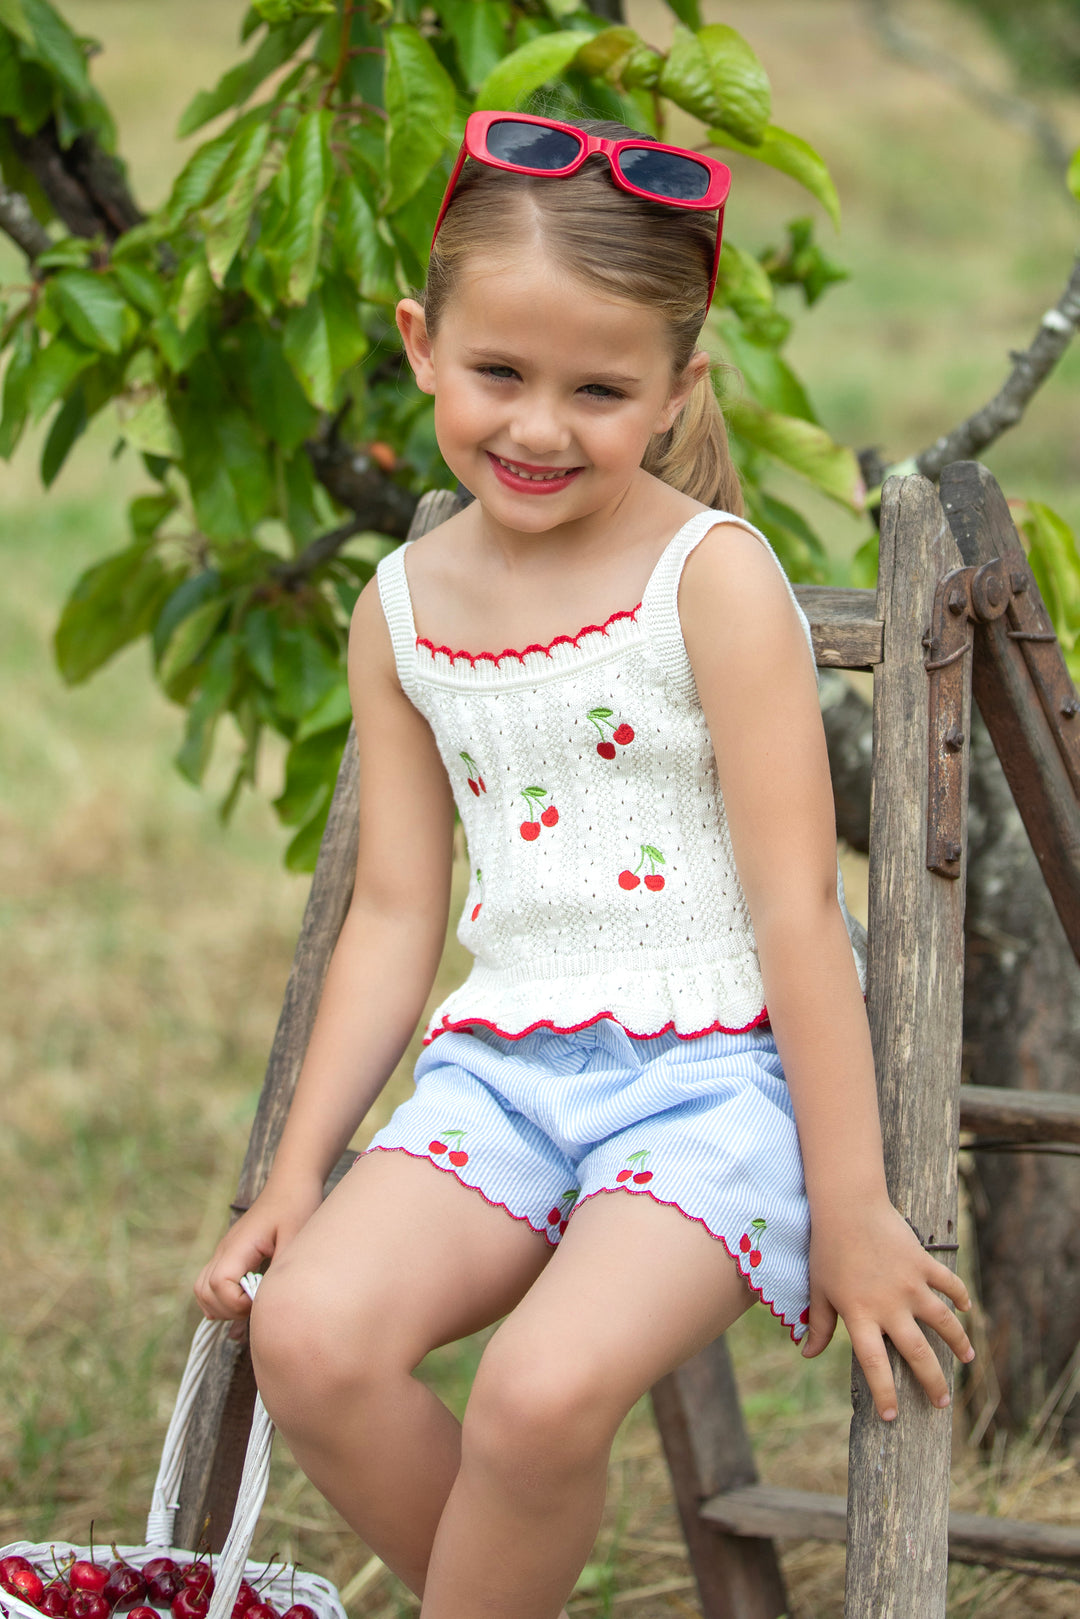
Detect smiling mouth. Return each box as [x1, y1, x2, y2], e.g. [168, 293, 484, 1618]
[492, 455, 581, 482]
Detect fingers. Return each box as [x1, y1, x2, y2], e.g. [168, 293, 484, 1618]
[800, 1297, 837, 1359]
[193, 1259, 256, 1322]
[849, 1283, 975, 1421]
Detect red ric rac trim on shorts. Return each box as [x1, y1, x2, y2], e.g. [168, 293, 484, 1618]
[416, 604, 641, 668]
[573, 1184, 804, 1345]
[360, 1143, 562, 1246]
[422, 1006, 770, 1046]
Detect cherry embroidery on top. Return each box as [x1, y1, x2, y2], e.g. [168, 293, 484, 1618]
[470, 868, 483, 922]
[429, 1129, 469, 1167]
[546, 1188, 579, 1236]
[587, 707, 635, 760]
[738, 1216, 767, 1268]
[460, 752, 486, 795]
[519, 785, 559, 840]
[615, 1148, 654, 1185]
[618, 844, 666, 891]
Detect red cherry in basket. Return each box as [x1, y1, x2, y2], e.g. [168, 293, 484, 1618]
[596, 741, 616, 760]
[70, 1563, 109, 1596]
[613, 724, 634, 746]
[520, 821, 540, 841]
[618, 870, 639, 890]
[172, 1587, 211, 1619]
[148, 1571, 184, 1605]
[141, 1561, 177, 1583]
[281, 1606, 319, 1619]
[632, 1170, 653, 1184]
[104, 1567, 147, 1610]
[540, 805, 559, 827]
[7, 1567, 45, 1606]
[233, 1583, 258, 1612]
[615, 1168, 632, 1182]
[1, 1559, 35, 1583]
[130, 1608, 160, 1619]
[41, 1583, 72, 1616]
[70, 1593, 111, 1619]
[644, 874, 665, 891]
[245, 1603, 280, 1619]
[180, 1566, 213, 1599]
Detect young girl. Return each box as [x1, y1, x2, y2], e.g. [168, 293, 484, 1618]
[195, 114, 974, 1618]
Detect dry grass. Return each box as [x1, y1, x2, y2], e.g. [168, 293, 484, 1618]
[3, 2, 1080, 1615]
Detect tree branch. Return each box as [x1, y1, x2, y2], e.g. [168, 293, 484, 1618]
[914, 250, 1080, 480]
[272, 515, 368, 590]
[864, 0, 1072, 176]
[4, 115, 143, 244]
[0, 176, 52, 260]
[305, 422, 419, 544]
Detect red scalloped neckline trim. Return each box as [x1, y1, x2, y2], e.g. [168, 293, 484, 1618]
[416, 602, 642, 668]
[423, 1007, 770, 1045]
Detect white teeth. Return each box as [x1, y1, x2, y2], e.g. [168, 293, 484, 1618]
[496, 457, 572, 481]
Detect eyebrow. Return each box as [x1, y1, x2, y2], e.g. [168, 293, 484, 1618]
[462, 348, 641, 387]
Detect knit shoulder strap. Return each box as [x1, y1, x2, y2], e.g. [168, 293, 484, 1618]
[376, 541, 420, 704]
[640, 508, 816, 700]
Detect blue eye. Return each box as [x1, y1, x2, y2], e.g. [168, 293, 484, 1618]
[581, 383, 621, 399]
[479, 365, 518, 381]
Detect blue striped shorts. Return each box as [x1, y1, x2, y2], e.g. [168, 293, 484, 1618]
[365, 1019, 810, 1341]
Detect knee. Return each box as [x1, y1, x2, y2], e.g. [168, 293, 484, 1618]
[462, 1334, 619, 1491]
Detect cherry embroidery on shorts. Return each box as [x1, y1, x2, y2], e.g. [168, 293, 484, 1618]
[618, 844, 665, 891]
[738, 1217, 767, 1268]
[587, 707, 635, 760]
[546, 1188, 579, 1235]
[615, 1149, 653, 1186]
[519, 785, 558, 839]
[460, 751, 486, 795]
[470, 868, 483, 922]
[429, 1129, 469, 1167]
[799, 1307, 810, 1325]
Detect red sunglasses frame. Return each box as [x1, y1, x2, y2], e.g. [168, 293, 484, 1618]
[431, 110, 731, 309]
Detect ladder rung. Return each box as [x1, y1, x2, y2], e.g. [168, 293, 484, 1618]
[794, 585, 883, 670]
[960, 1083, 1080, 1144]
[699, 1483, 1080, 1579]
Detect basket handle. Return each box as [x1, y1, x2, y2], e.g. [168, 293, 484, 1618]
[146, 1274, 273, 1580]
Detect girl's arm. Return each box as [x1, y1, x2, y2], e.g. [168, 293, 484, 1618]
[681, 525, 974, 1422]
[195, 579, 455, 1321]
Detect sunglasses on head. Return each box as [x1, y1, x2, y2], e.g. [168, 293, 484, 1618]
[431, 111, 732, 311]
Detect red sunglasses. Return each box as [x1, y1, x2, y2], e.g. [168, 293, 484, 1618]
[431, 111, 731, 310]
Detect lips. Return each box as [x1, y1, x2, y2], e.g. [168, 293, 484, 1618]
[487, 452, 583, 495]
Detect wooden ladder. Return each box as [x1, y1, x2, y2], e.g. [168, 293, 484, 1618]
[173, 461, 1080, 1617]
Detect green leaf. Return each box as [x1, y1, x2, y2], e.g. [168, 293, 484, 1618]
[383, 25, 455, 213]
[171, 356, 272, 540]
[41, 383, 87, 484]
[265, 108, 333, 306]
[0, 0, 35, 47]
[130, 488, 178, 540]
[201, 119, 272, 284]
[116, 387, 182, 459]
[176, 635, 237, 784]
[177, 15, 319, 136]
[273, 623, 341, 720]
[295, 674, 350, 739]
[233, 320, 318, 451]
[282, 289, 333, 410]
[335, 176, 398, 304]
[275, 724, 346, 823]
[709, 125, 840, 231]
[440, 0, 510, 89]
[712, 241, 774, 323]
[658, 24, 769, 146]
[1068, 144, 1080, 204]
[717, 316, 817, 422]
[475, 29, 585, 110]
[112, 261, 165, 316]
[742, 486, 827, 584]
[1017, 500, 1080, 649]
[284, 797, 333, 872]
[25, 333, 96, 422]
[321, 273, 369, 376]
[158, 593, 231, 691]
[574, 25, 639, 81]
[153, 568, 221, 661]
[172, 254, 215, 333]
[35, 237, 93, 269]
[56, 541, 180, 684]
[725, 397, 863, 509]
[163, 129, 236, 225]
[0, 319, 35, 457]
[51, 270, 129, 355]
[21, 0, 92, 101]
[662, 0, 702, 27]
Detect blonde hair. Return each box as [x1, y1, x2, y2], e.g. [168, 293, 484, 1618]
[423, 119, 742, 515]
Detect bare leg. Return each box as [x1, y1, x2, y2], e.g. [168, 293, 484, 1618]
[420, 1188, 757, 1619]
[249, 1150, 552, 1596]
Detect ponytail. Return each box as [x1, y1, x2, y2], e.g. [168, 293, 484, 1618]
[642, 369, 743, 516]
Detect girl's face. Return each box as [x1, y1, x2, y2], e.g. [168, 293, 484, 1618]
[397, 251, 707, 534]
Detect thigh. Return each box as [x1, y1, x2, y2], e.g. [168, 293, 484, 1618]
[482, 1188, 756, 1416]
[261, 1148, 554, 1365]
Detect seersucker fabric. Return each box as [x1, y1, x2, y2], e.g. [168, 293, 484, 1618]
[376, 507, 867, 1045]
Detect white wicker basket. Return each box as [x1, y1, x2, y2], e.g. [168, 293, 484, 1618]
[0, 1277, 346, 1619]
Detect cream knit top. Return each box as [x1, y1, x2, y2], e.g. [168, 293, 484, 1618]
[377, 508, 867, 1045]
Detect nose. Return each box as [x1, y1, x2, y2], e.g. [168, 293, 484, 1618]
[506, 390, 573, 458]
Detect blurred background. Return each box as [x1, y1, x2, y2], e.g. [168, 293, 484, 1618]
[2, 3, 1079, 1615]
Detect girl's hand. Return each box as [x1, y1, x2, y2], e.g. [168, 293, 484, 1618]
[193, 1176, 324, 1329]
[800, 1198, 974, 1421]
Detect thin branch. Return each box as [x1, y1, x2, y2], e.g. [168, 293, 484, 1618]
[306, 420, 419, 542]
[0, 177, 52, 261]
[272, 515, 367, 590]
[864, 0, 1072, 176]
[914, 250, 1080, 480]
[3, 115, 143, 244]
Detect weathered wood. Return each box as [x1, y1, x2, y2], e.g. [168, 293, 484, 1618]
[651, 1340, 788, 1619]
[701, 1485, 1080, 1581]
[844, 476, 970, 1619]
[959, 1082, 1080, 1144]
[175, 489, 457, 1550]
[939, 461, 1080, 963]
[793, 585, 883, 669]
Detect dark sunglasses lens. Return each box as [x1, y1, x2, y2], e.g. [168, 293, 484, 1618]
[619, 147, 712, 201]
[487, 119, 582, 171]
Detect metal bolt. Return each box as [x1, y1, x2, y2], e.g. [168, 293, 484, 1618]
[1062, 696, 1080, 718]
[922, 631, 938, 653]
[1011, 571, 1028, 594]
[947, 587, 967, 616]
[944, 726, 965, 752]
[944, 840, 962, 862]
[983, 574, 1003, 607]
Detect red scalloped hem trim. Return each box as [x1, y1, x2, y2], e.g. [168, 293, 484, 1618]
[416, 603, 641, 668]
[422, 1006, 770, 1047]
[359, 1143, 560, 1247]
[572, 1185, 805, 1345]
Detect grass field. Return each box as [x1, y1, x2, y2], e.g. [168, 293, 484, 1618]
[2, 2, 1080, 1615]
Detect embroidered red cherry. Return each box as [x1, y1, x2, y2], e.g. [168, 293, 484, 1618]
[520, 821, 540, 841]
[800, 1307, 810, 1325]
[618, 870, 640, 889]
[739, 1233, 752, 1253]
[613, 723, 635, 745]
[429, 1139, 447, 1154]
[615, 1168, 632, 1182]
[540, 805, 559, 826]
[548, 1206, 562, 1224]
[644, 874, 665, 891]
[448, 1150, 469, 1166]
[460, 751, 486, 794]
[471, 904, 482, 920]
[470, 867, 483, 921]
[749, 1250, 762, 1267]
[632, 1170, 653, 1184]
[559, 1219, 568, 1233]
[597, 741, 616, 759]
[467, 779, 480, 796]
[519, 785, 550, 837]
[620, 843, 666, 892]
